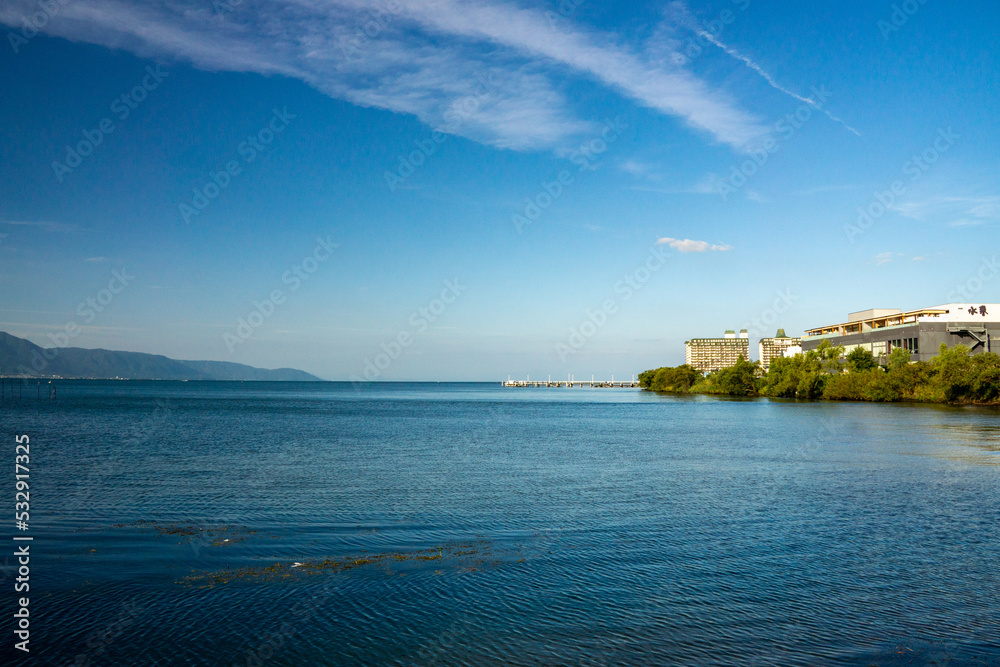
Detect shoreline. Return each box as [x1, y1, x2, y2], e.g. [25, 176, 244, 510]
[640, 387, 1000, 407]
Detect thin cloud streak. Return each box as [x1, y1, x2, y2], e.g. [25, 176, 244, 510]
[2, 220, 84, 232]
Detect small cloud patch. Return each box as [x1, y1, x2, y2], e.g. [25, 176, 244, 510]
[874, 252, 903, 265]
[656, 237, 732, 253]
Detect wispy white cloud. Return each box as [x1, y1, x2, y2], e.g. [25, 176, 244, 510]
[0, 0, 770, 152]
[656, 237, 732, 252]
[912, 256, 927, 261]
[690, 174, 720, 194]
[2, 220, 82, 232]
[617, 158, 675, 185]
[86, 256, 109, 262]
[890, 195, 1000, 227]
[388, 0, 770, 148]
[969, 199, 1000, 219]
[627, 173, 726, 195]
[619, 159, 654, 177]
[793, 184, 858, 196]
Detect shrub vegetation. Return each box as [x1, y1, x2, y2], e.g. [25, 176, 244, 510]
[638, 342, 1000, 404]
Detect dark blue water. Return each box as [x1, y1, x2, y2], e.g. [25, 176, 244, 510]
[2, 381, 999, 666]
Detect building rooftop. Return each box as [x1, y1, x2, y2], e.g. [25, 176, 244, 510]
[804, 304, 1000, 338]
[848, 308, 901, 323]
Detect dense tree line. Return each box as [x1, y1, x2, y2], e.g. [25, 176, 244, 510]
[638, 342, 1000, 403]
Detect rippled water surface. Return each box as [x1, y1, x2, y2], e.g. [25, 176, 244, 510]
[3, 381, 1000, 665]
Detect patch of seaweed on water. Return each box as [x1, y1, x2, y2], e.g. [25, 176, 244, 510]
[177, 540, 510, 588]
[109, 520, 259, 547]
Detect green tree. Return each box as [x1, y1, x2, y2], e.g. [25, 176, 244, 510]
[637, 368, 660, 389]
[761, 349, 828, 399]
[796, 370, 827, 398]
[970, 352, 1000, 402]
[649, 364, 701, 392]
[846, 347, 878, 372]
[886, 355, 930, 400]
[816, 340, 846, 373]
[861, 370, 902, 402]
[887, 347, 912, 371]
[933, 344, 973, 401]
[760, 355, 803, 398]
[714, 356, 759, 396]
[822, 369, 868, 400]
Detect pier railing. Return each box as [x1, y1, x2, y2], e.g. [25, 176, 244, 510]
[501, 380, 639, 388]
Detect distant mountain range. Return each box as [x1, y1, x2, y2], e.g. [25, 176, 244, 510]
[0, 331, 321, 381]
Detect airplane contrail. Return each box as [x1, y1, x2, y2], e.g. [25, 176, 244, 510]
[695, 28, 861, 136]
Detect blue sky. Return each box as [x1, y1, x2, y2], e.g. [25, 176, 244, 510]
[1, 0, 997, 380]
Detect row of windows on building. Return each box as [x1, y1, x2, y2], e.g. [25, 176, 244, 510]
[684, 330, 802, 373]
[889, 337, 919, 354]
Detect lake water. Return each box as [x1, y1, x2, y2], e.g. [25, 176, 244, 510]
[3, 381, 999, 666]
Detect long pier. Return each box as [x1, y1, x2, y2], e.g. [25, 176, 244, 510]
[502, 377, 639, 388]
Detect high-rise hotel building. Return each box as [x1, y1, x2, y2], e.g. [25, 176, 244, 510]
[685, 329, 750, 373]
[758, 329, 802, 370]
